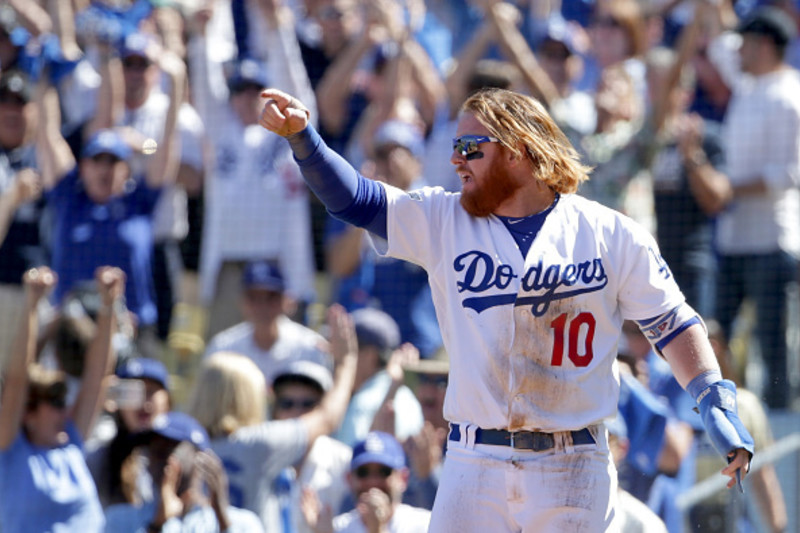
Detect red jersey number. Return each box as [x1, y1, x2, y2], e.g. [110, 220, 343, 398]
[550, 312, 595, 367]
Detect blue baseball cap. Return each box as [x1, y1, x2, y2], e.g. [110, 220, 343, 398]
[351, 308, 400, 353]
[120, 31, 154, 59]
[150, 412, 210, 450]
[82, 129, 132, 161]
[374, 120, 425, 159]
[242, 260, 286, 292]
[541, 16, 578, 56]
[116, 357, 170, 390]
[351, 431, 406, 471]
[227, 59, 269, 92]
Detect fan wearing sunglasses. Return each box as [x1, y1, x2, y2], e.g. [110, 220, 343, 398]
[270, 360, 352, 533]
[260, 86, 753, 533]
[0, 266, 126, 532]
[301, 431, 430, 532]
[185, 304, 358, 532]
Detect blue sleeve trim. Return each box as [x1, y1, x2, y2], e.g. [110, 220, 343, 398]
[653, 315, 701, 352]
[329, 178, 387, 239]
[635, 314, 662, 328]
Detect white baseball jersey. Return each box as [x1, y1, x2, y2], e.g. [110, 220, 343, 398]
[189, 28, 317, 304]
[377, 186, 685, 432]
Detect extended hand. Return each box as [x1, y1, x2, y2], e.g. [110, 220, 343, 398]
[195, 450, 229, 508]
[12, 169, 43, 207]
[327, 304, 357, 367]
[405, 422, 446, 479]
[300, 486, 334, 533]
[22, 266, 57, 306]
[95, 266, 126, 308]
[196, 450, 231, 530]
[357, 488, 392, 532]
[153, 455, 184, 527]
[676, 113, 704, 159]
[386, 343, 419, 384]
[697, 380, 755, 490]
[724, 448, 751, 490]
[260, 88, 311, 137]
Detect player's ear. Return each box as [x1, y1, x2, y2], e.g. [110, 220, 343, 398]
[507, 143, 526, 167]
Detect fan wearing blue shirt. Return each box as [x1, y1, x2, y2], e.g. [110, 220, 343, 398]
[46, 130, 162, 326]
[0, 266, 125, 533]
[36, 50, 184, 333]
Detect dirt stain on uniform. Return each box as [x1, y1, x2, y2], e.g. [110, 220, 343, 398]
[507, 299, 574, 429]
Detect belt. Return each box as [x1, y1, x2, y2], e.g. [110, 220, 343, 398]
[448, 423, 595, 451]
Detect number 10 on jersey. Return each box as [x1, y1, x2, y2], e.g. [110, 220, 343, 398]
[550, 312, 596, 367]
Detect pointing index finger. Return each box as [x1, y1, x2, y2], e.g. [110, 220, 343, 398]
[261, 88, 290, 108]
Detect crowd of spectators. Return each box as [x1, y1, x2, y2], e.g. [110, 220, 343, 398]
[0, 0, 798, 531]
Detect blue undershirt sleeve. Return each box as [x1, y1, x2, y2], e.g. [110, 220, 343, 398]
[286, 125, 388, 239]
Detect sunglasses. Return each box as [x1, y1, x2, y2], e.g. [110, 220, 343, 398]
[318, 6, 346, 21]
[452, 135, 499, 158]
[122, 57, 152, 71]
[418, 374, 448, 388]
[592, 17, 621, 29]
[275, 397, 319, 411]
[229, 82, 263, 95]
[0, 91, 27, 106]
[28, 384, 68, 410]
[43, 395, 68, 409]
[90, 153, 123, 164]
[354, 464, 393, 479]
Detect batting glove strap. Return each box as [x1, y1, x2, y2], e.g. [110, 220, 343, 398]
[697, 380, 755, 459]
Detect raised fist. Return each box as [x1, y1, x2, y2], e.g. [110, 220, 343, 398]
[259, 88, 311, 137]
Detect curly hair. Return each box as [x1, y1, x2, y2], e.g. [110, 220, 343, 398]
[460, 88, 592, 194]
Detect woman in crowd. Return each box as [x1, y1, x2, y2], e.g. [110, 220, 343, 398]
[185, 304, 358, 531]
[0, 265, 125, 532]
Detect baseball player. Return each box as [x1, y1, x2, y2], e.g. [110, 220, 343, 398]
[258, 87, 753, 532]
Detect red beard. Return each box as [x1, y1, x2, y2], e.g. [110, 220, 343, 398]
[459, 161, 524, 217]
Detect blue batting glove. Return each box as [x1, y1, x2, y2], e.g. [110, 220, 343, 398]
[696, 380, 754, 460]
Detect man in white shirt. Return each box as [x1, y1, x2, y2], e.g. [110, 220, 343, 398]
[303, 431, 431, 533]
[187, 2, 317, 337]
[204, 260, 330, 385]
[113, 31, 205, 343]
[705, 7, 800, 409]
[271, 360, 353, 533]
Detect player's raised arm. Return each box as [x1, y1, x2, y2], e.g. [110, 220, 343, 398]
[259, 89, 389, 239]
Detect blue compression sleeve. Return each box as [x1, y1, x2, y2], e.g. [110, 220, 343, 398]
[286, 125, 388, 238]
